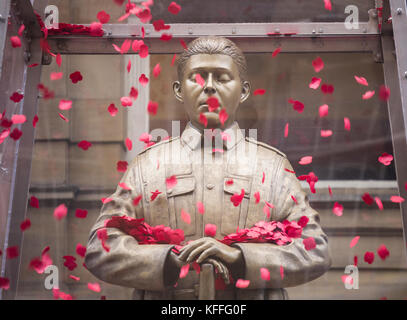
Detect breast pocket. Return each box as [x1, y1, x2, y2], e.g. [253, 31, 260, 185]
[167, 176, 196, 236]
[221, 177, 251, 236]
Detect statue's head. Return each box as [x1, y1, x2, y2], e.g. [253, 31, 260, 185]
[173, 36, 251, 130]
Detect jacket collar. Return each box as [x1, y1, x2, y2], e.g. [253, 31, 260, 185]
[181, 121, 244, 151]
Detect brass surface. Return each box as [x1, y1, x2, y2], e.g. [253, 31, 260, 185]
[85, 36, 331, 300]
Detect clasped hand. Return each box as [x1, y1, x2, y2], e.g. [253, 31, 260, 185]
[170, 237, 242, 284]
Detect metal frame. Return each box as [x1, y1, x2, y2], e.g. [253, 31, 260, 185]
[0, 0, 46, 300]
[382, 0, 407, 260]
[1, 0, 407, 299]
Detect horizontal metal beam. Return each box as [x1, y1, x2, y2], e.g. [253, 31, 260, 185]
[45, 22, 382, 54]
[48, 36, 381, 55]
[106, 22, 379, 37]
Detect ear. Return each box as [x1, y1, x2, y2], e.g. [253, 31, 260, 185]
[173, 81, 183, 103]
[240, 81, 251, 103]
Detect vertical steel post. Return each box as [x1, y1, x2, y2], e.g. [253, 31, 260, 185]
[382, 0, 407, 260]
[0, 0, 46, 300]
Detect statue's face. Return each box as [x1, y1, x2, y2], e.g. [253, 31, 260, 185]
[174, 54, 250, 130]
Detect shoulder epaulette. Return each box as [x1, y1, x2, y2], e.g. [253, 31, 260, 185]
[138, 136, 180, 155]
[245, 136, 287, 158]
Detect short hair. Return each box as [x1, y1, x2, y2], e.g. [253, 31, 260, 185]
[177, 36, 248, 82]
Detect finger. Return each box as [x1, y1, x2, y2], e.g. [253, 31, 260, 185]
[179, 239, 203, 252]
[207, 258, 229, 285]
[207, 258, 222, 274]
[186, 242, 212, 263]
[178, 240, 204, 261]
[196, 247, 217, 264]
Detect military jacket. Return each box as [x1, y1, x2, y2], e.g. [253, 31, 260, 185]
[85, 122, 331, 300]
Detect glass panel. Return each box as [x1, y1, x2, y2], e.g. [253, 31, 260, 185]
[11, 51, 407, 300]
[150, 53, 395, 180]
[152, 0, 375, 23]
[40, 0, 375, 25]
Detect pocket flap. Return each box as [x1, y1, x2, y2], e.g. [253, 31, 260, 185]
[223, 177, 251, 197]
[166, 176, 195, 197]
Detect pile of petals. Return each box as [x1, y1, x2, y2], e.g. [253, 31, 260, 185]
[220, 220, 303, 246]
[47, 23, 104, 37]
[104, 216, 184, 245]
[104, 216, 306, 249]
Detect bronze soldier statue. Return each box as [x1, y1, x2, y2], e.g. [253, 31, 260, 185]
[85, 36, 331, 300]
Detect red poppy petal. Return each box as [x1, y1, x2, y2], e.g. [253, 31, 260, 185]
[20, 219, 31, 231]
[280, 266, 284, 280]
[204, 224, 217, 237]
[260, 268, 270, 281]
[139, 74, 149, 86]
[235, 279, 250, 288]
[197, 202, 205, 214]
[379, 85, 390, 101]
[11, 36, 22, 48]
[30, 196, 39, 208]
[207, 96, 219, 112]
[378, 152, 393, 166]
[324, 0, 332, 11]
[54, 203, 67, 220]
[78, 140, 92, 150]
[10, 92, 24, 103]
[320, 129, 332, 137]
[195, 73, 205, 87]
[344, 117, 351, 131]
[11, 114, 26, 124]
[116, 160, 128, 172]
[50, 72, 63, 80]
[120, 96, 132, 107]
[7, 246, 19, 259]
[139, 44, 149, 58]
[299, 156, 313, 165]
[69, 71, 83, 84]
[350, 236, 360, 248]
[168, 1, 181, 14]
[125, 137, 133, 151]
[303, 237, 316, 250]
[88, 282, 101, 292]
[362, 90, 375, 100]
[58, 99, 72, 110]
[76, 243, 86, 258]
[312, 56, 324, 73]
[97, 10, 110, 24]
[0, 277, 10, 290]
[108, 103, 118, 116]
[253, 89, 266, 96]
[179, 264, 190, 278]
[147, 101, 158, 115]
[133, 195, 142, 206]
[377, 244, 389, 260]
[364, 251, 374, 264]
[332, 202, 344, 217]
[284, 122, 289, 138]
[254, 191, 260, 204]
[390, 195, 405, 203]
[153, 63, 161, 77]
[166, 175, 178, 189]
[181, 209, 191, 224]
[199, 113, 208, 127]
[219, 108, 229, 126]
[354, 75, 369, 86]
[75, 209, 88, 219]
[319, 104, 329, 118]
[272, 47, 281, 57]
[374, 196, 383, 210]
[309, 77, 321, 90]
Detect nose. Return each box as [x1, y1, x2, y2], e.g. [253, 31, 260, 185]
[204, 73, 216, 95]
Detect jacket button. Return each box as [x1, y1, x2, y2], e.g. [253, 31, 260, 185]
[167, 189, 173, 195]
[206, 183, 215, 190]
